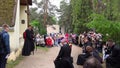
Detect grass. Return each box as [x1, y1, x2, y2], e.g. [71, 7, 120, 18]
[35, 46, 49, 52]
[6, 55, 24, 68]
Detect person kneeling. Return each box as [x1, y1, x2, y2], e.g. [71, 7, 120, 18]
[54, 41, 74, 68]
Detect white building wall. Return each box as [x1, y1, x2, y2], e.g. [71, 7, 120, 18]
[8, 1, 28, 61]
[20, 6, 28, 36]
[8, 0, 20, 61]
[10, 0, 20, 51]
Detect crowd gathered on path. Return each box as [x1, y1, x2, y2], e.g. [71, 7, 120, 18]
[0, 24, 120, 68]
[22, 25, 120, 68]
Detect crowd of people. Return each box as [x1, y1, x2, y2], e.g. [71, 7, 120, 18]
[74, 31, 120, 68]
[53, 31, 120, 68]
[1, 24, 119, 68]
[21, 26, 120, 68]
[35, 33, 78, 47]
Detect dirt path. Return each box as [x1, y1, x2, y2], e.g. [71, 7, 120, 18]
[15, 45, 83, 68]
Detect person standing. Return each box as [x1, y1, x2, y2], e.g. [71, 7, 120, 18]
[22, 25, 34, 56]
[0, 24, 10, 68]
[106, 44, 120, 68]
[30, 27, 35, 53]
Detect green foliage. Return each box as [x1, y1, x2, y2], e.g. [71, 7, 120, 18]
[67, 0, 120, 43]
[31, 0, 57, 25]
[36, 46, 48, 52]
[70, 0, 93, 33]
[58, 0, 72, 33]
[30, 9, 56, 25]
[31, 0, 120, 43]
[86, 14, 120, 42]
[30, 20, 46, 35]
[47, 16, 56, 25]
[59, 0, 93, 33]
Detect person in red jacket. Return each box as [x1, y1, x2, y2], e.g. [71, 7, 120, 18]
[46, 36, 53, 47]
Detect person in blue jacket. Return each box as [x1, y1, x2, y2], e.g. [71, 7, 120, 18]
[0, 24, 10, 68]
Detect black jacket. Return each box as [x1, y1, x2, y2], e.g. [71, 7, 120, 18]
[54, 44, 74, 68]
[106, 45, 120, 68]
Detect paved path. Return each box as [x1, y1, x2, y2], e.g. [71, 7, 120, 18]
[15, 45, 82, 68]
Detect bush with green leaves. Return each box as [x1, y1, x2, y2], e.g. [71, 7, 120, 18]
[30, 20, 46, 35]
[86, 14, 120, 43]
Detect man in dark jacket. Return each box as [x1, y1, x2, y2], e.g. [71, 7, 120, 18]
[106, 45, 120, 68]
[77, 46, 102, 65]
[22, 25, 34, 56]
[0, 24, 10, 68]
[54, 42, 74, 68]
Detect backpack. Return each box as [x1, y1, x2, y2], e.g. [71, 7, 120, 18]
[0, 32, 5, 54]
[23, 31, 26, 39]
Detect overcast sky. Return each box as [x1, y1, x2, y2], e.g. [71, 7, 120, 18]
[50, 0, 63, 9]
[30, 0, 70, 9]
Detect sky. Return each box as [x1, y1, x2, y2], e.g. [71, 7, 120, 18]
[50, 0, 70, 8]
[30, 0, 70, 9]
[50, 0, 63, 9]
